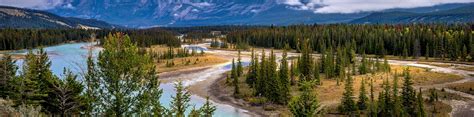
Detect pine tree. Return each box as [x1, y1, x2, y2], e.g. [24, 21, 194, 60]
[199, 96, 216, 117]
[359, 52, 369, 74]
[12, 49, 48, 106]
[237, 50, 243, 77]
[298, 39, 313, 81]
[171, 81, 191, 117]
[357, 77, 368, 110]
[289, 81, 321, 116]
[416, 88, 426, 117]
[368, 78, 377, 117]
[340, 75, 357, 115]
[189, 106, 201, 117]
[279, 47, 290, 103]
[392, 73, 404, 116]
[314, 61, 321, 85]
[48, 69, 85, 116]
[0, 55, 17, 98]
[383, 57, 391, 72]
[231, 59, 240, 96]
[246, 49, 257, 87]
[378, 77, 392, 116]
[402, 68, 417, 115]
[94, 33, 163, 115]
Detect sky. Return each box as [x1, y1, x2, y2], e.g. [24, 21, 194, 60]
[0, 0, 473, 13]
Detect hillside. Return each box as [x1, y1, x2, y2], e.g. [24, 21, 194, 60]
[0, 6, 118, 29]
[351, 4, 474, 24]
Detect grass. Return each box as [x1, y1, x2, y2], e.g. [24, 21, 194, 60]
[446, 81, 474, 95]
[155, 54, 227, 73]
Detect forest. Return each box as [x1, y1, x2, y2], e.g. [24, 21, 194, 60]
[226, 24, 474, 61]
[0, 28, 180, 50]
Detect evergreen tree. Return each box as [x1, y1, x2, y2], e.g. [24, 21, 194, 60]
[340, 75, 357, 115]
[246, 49, 257, 87]
[0, 55, 17, 98]
[298, 39, 313, 81]
[368, 78, 377, 117]
[199, 96, 216, 117]
[359, 52, 369, 74]
[357, 78, 368, 110]
[231, 59, 240, 96]
[171, 81, 191, 117]
[416, 88, 426, 117]
[314, 61, 321, 85]
[48, 69, 85, 116]
[237, 50, 243, 77]
[392, 73, 404, 116]
[93, 33, 163, 115]
[378, 77, 392, 116]
[279, 47, 290, 103]
[402, 68, 417, 115]
[288, 82, 321, 117]
[383, 57, 391, 72]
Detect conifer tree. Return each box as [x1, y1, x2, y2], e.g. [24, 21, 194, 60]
[246, 49, 257, 87]
[314, 61, 321, 85]
[357, 78, 368, 110]
[359, 52, 369, 74]
[416, 88, 426, 117]
[392, 73, 404, 116]
[237, 50, 243, 77]
[378, 77, 392, 116]
[199, 96, 216, 117]
[279, 47, 290, 103]
[368, 78, 377, 117]
[298, 39, 313, 81]
[289, 82, 321, 116]
[340, 75, 357, 115]
[48, 69, 85, 115]
[171, 81, 191, 117]
[383, 57, 391, 72]
[402, 68, 417, 115]
[93, 33, 163, 115]
[0, 55, 17, 98]
[231, 59, 240, 96]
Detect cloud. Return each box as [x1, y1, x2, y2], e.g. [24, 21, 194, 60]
[282, 0, 474, 13]
[0, 0, 64, 9]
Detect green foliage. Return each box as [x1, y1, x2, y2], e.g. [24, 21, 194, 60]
[170, 81, 191, 117]
[298, 39, 313, 81]
[199, 97, 217, 117]
[0, 55, 17, 98]
[357, 78, 368, 110]
[417, 88, 426, 117]
[402, 68, 417, 115]
[288, 82, 321, 117]
[89, 33, 163, 115]
[279, 47, 290, 103]
[231, 59, 240, 96]
[47, 69, 85, 115]
[339, 75, 357, 115]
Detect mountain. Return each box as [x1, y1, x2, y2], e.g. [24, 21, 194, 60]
[0, 6, 119, 29]
[351, 4, 474, 24]
[47, 0, 370, 27]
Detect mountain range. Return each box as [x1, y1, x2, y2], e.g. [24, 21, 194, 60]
[0, 6, 118, 29]
[1, 1, 473, 29]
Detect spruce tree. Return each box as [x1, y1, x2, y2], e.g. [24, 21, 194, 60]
[12, 49, 48, 106]
[199, 96, 216, 117]
[288, 81, 321, 116]
[340, 75, 357, 115]
[357, 78, 368, 110]
[246, 49, 257, 87]
[314, 61, 321, 85]
[368, 78, 377, 117]
[171, 81, 191, 117]
[392, 73, 404, 116]
[237, 50, 243, 77]
[231, 59, 240, 96]
[402, 68, 417, 115]
[94, 33, 163, 115]
[279, 47, 290, 103]
[298, 39, 313, 81]
[359, 52, 369, 74]
[48, 69, 85, 115]
[0, 55, 17, 98]
[416, 88, 426, 117]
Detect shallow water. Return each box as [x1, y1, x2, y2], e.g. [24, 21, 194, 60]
[8, 43, 252, 116]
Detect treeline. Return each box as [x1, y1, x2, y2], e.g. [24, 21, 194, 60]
[0, 33, 215, 116]
[227, 24, 474, 61]
[0, 28, 180, 50]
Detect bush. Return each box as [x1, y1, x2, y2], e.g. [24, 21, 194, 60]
[249, 97, 268, 106]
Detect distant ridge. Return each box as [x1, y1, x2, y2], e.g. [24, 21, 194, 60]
[0, 6, 120, 29]
[351, 4, 474, 24]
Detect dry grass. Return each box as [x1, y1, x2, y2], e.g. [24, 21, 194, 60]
[317, 65, 463, 104]
[446, 81, 474, 95]
[155, 54, 227, 73]
[217, 64, 462, 116]
[417, 62, 454, 68]
[457, 67, 474, 72]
